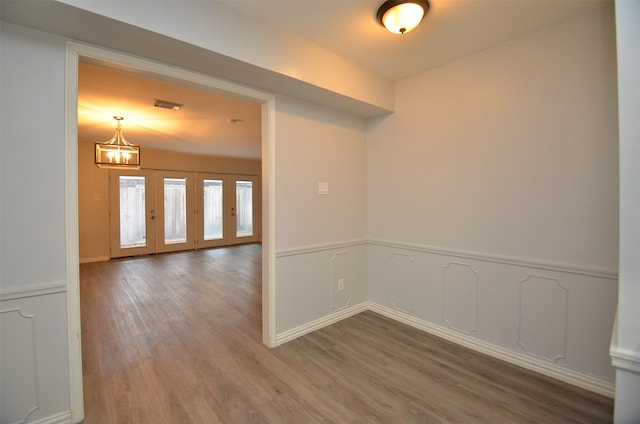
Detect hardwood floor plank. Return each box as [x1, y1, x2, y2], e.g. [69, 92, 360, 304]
[80, 245, 613, 423]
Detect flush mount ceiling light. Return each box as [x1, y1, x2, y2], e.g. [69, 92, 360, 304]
[95, 116, 141, 169]
[154, 99, 183, 110]
[377, 0, 430, 35]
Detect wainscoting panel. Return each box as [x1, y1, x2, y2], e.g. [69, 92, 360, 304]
[442, 262, 478, 335]
[518, 275, 568, 362]
[367, 240, 618, 388]
[276, 241, 367, 334]
[0, 291, 71, 424]
[0, 308, 39, 423]
[387, 253, 415, 314]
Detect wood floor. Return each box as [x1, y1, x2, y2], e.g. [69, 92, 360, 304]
[80, 244, 613, 423]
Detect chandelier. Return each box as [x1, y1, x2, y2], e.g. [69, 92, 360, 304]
[94, 116, 141, 169]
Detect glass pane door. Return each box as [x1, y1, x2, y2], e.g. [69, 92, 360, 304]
[204, 179, 224, 240]
[230, 176, 259, 244]
[235, 180, 254, 238]
[119, 176, 147, 247]
[163, 178, 187, 244]
[156, 171, 195, 253]
[196, 174, 259, 247]
[196, 174, 227, 249]
[109, 170, 156, 258]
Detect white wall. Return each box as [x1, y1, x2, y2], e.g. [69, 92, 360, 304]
[0, 23, 72, 423]
[275, 96, 369, 338]
[368, 8, 618, 269]
[611, 0, 640, 422]
[0, 21, 371, 422]
[367, 6, 619, 394]
[0, 5, 628, 423]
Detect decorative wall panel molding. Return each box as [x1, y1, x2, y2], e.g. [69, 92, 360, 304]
[518, 275, 568, 362]
[368, 238, 617, 280]
[0, 281, 66, 301]
[442, 262, 478, 335]
[330, 252, 352, 310]
[367, 241, 616, 389]
[388, 253, 415, 314]
[276, 239, 367, 257]
[0, 308, 40, 424]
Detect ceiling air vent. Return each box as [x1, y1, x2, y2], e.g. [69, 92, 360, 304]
[154, 99, 183, 110]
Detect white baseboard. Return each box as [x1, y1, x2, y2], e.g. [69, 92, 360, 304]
[79, 256, 110, 264]
[29, 411, 72, 424]
[275, 301, 369, 346]
[369, 302, 615, 398]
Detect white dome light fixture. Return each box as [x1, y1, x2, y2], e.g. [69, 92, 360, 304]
[377, 0, 430, 35]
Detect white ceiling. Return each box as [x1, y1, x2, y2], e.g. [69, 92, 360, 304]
[78, 0, 610, 160]
[221, 0, 609, 80]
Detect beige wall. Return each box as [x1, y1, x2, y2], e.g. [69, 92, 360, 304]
[78, 142, 111, 261]
[78, 142, 261, 262]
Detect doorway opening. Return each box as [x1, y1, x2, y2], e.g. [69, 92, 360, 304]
[65, 42, 276, 422]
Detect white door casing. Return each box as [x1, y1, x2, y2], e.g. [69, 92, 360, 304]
[65, 42, 277, 423]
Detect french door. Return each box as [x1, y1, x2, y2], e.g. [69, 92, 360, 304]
[196, 174, 259, 248]
[231, 177, 259, 244]
[155, 171, 195, 253]
[110, 170, 258, 258]
[109, 170, 156, 258]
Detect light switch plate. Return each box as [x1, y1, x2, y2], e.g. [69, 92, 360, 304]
[319, 182, 329, 195]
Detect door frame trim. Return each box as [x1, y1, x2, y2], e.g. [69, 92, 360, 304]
[65, 42, 277, 422]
